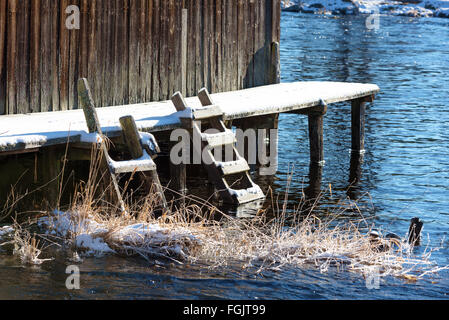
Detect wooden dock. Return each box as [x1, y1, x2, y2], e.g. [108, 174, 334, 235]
[0, 81, 379, 154]
[0, 80, 379, 206]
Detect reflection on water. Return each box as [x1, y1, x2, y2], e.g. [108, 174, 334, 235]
[1, 13, 449, 299]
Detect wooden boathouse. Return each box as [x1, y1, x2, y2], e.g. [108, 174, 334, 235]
[0, 0, 379, 211]
[0, 0, 281, 114]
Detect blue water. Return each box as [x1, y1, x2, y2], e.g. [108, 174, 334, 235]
[1, 12, 449, 299]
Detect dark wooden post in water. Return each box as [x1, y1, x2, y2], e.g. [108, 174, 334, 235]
[304, 100, 327, 199]
[305, 163, 323, 199]
[308, 101, 327, 166]
[347, 95, 373, 198]
[169, 93, 188, 197]
[408, 217, 423, 246]
[347, 152, 364, 200]
[351, 95, 373, 154]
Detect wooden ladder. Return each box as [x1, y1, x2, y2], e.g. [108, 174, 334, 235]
[171, 88, 265, 205]
[78, 78, 167, 212]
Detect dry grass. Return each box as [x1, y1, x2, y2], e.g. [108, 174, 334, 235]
[1, 144, 447, 282]
[35, 183, 446, 282]
[10, 221, 53, 265]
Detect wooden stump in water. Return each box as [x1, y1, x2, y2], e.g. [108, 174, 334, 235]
[408, 217, 423, 246]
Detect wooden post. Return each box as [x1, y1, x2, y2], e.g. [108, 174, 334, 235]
[39, 146, 61, 208]
[119, 116, 144, 159]
[305, 163, 323, 199]
[78, 78, 102, 134]
[169, 92, 188, 196]
[351, 97, 367, 154]
[119, 115, 167, 209]
[78, 78, 125, 212]
[235, 113, 279, 175]
[169, 140, 187, 195]
[308, 101, 327, 166]
[408, 217, 423, 246]
[347, 152, 364, 200]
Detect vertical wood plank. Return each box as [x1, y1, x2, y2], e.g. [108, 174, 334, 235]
[93, 0, 103, 108]
[50, 0, 60, 111]
[194, 0, 202, 92]
[143, 0, 152, 102]
[158, 1, 167, 100]
[103, 0, 113, 108]
[79, 0, 88, 79]
[247, 0, 255, 88]
[59, 0, 70, 111]
[40, 0, 51, 112]
[181, 8, 188, 96]
[68, 0, 80, 109]
[202, 0, 210, 92]
[129, 0, 139, 104]
[151, 0, 160, 101]
[168, 0, 176, 98]
[6, 0, 18, 114]
[215, 0, 222, 93]
[254, 0, 265, 87]
[186, 1, 194, 96]
[16, 0, 30, 114]
[272, 0, 281, 43]
[209, 0, 215, 93]
[121, 0, 129, 105]
[220, 0, 227, 92]
[30, 0, 40, 112]
[112, 0, 120, 105]
[0, 0, 6, 114]
[87, 0, 98, 108]
[171, 0, 180, 96]
[231, 1, 238, 90]
[237, 0, 245, 89]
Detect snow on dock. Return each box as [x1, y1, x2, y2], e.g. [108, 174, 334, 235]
[0, 82, 379, 154]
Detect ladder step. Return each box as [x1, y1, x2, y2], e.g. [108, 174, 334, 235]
[202, 131, 236, 148]
[192, 105, 223, 120]
[216, 158, 250, 175]
[229, 186, 265, 204]
[108, 155, 157, 175]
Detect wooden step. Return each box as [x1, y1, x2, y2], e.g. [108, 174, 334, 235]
[230, 186, 265, 204]
[216, 158, 250, 175]
[192, 105, 223, 120]
[108, 155, 157, 175]
[202, 130, 236, 148]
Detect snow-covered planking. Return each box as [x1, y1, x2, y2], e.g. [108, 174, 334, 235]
[106, 152, 157, 175]
[0, 81, 379, 153]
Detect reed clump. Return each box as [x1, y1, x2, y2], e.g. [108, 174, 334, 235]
[1, 146, 447, 282]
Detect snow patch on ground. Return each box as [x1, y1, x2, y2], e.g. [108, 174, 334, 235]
[38, 211, 201, 259]
[0, 226, 14, 238]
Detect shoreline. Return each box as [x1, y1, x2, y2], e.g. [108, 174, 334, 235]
[281, 0, 449, 18]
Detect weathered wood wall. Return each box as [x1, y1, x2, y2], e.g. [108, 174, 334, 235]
[0, 0, 281, 115]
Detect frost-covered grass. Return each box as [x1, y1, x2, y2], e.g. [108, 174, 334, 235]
[0, 147, 447, 282]
[16, 187, 445, 281]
